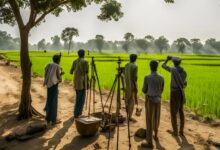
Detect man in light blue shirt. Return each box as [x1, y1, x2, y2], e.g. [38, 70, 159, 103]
[141, 60, 164, 148]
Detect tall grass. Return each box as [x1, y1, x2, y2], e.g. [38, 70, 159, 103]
[2, 51, 220, 118]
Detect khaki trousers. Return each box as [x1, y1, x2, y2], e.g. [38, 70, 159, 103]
[145, 96, 161, 143]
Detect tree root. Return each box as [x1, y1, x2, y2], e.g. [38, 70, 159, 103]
[31, 106, 45, 118]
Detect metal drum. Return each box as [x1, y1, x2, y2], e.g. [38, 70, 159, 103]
[75, 116, 102, 137]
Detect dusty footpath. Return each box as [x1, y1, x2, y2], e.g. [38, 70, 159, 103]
[0, 59, 220, 150]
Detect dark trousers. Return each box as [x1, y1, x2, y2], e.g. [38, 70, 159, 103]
[145, 97, 161, 143]
[45, 84, 58, 123]
[170, 90, 185, 133]
[74, 89, 86, 117]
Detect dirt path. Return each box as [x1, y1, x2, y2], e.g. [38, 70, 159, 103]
[0, 60, 219, 150]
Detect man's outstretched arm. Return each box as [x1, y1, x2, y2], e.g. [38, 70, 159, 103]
[162, 56, 172, 72]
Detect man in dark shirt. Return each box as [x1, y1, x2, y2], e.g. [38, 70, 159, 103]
[141, 60, 164, 148]
[162, 56, 187, 136]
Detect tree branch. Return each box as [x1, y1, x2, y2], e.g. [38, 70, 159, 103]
[26, 0, 36, 28]
[33, 0, 68, 27]
[8, 0, 25, 29]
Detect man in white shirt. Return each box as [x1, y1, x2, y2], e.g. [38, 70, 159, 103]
[44, 54, 63, 125]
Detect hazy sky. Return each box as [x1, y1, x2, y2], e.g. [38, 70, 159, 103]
[1, 0, 220, 44]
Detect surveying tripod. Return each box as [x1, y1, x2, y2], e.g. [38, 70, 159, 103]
[87, 57, 104, 116]
[105, 57, 132, 150]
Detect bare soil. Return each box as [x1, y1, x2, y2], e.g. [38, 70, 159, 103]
[0, 60, 219, 150]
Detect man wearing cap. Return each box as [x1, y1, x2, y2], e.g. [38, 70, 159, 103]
[141, 60, 164, 148]
[70, 49, 89, 118]
[124, 54, 138, 121]
[44, 54, 64, 125]
[162, 56, 187, 136]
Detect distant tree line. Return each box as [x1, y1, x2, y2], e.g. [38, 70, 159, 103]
[0, 30, 37, 50]
[1, 30, 220, 54]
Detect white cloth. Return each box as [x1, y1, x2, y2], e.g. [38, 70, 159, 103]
[44, 62, 61, 88]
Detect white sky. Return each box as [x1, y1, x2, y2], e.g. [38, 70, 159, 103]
[1, 0, 220, 44]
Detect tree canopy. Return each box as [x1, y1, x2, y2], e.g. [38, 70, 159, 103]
[61, 27, 79, 54]
[191, 38, 203, 54]
[95, 34, 104, 52]
[135, 38, 150, 53]
[154, 36, 169, 53]
[174, 38, 190, 53]
[37, 39, 46, 50]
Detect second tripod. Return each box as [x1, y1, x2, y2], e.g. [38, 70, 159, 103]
[105, 57, 132, 150]
[87, 57, 104, 116]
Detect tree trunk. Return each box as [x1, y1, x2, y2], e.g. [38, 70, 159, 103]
[68, 39, 72, 55]
[18, 28, 32, 120]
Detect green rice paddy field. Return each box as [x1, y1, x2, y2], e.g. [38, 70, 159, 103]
[1, 51, 220, 119]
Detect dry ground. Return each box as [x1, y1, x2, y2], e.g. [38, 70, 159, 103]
[0, 60, 219, 150]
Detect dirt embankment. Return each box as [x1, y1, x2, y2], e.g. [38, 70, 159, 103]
[0, 59, 219, 150]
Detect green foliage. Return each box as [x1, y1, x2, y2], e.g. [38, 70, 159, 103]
[0, 1, 15, 25]
[0, 30, 20, 49]
[61, 27, 79, 42]
[154, 36, 169, 53]
[191, 39, 203, 54]
[122, 42, 129, 52]
[61, 27, 79, 52]
[0, 0, 124, 29]
[37, 39, 46, 50]
[135, 38, 150, 53]
[51, 35, 62, 50]
[124, 32, 134, 41]
[98, 0, 123, 21]
[95, 34, 104, 52]
[123, 32, 134, 52]
[145, 35, 155, 42]
[205, 38, 220, 52]
[174, 38, 191, 53]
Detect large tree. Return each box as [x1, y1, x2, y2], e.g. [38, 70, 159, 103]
[135, 38, 150, 53]
[154, 36, 169, 53]
[205, 38, 220, 52]
[61, 27, 79, 54]
[123, 32, 134, 52]
[0, 0, 123, 119]
[0, 30, 19, 49]
[51, 35, 62, 50]
[37, 39, 46, 51]
[145, 35, 154, 42]
[95, 34, 104, 53]
[191, 38, 203, 54]
[174, 38, 190, 53]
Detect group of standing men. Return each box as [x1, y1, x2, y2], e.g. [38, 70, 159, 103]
[43, 49, 187, 149]
[124, 54, 187, 148]
[43, 49, 88, 124]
